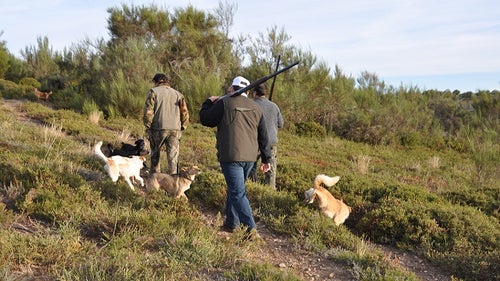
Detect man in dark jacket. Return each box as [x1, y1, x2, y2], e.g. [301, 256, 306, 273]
[143, 73, 189, 174]
[199, 76, 271, 236]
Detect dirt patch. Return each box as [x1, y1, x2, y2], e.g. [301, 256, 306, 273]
[200, 208, 451, 281]
[1, 99, 44, 125]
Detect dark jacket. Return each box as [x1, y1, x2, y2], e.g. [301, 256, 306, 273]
[199, 95, 271, 163]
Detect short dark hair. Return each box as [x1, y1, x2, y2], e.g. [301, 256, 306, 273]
[254, 83, 267, 96]
[152, 73, 169, 84]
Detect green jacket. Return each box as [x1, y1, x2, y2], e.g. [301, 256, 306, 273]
[143, 84, 189, 131]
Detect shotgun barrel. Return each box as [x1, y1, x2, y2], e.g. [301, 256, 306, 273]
[268, 55, 281, 101]
[231, 60, 299, 97]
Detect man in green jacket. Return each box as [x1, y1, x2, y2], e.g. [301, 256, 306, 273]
[143, 73, 189, 174]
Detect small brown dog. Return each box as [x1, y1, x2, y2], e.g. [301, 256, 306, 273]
[304, 174, 351, 225]
[34, 88, 52, 101]
[146, 165, 201, 200]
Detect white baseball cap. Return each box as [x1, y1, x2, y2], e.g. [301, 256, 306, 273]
[232, 76, 250, 88]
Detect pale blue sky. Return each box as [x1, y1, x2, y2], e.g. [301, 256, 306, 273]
[1, 0, 499, 92]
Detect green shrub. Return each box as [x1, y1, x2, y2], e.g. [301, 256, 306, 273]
[431, 248, 500, 281]
[18, 77, 40, 88]
[399, 131, 421, 147]
[356, 198, 500, 280]
[50, 87, 85, 111]
[295, 121, 326, 138]
[82, 98, 100, 116]
[189, 170, 227, 210]
[0, 79, 23, 98]
[250, 186, 300, 220]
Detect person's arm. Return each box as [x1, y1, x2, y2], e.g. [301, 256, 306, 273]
[179, 98, 189, 130]
[143, 90, 155, 130]
[199, 97, 224, 127]
[257, 117, 272, 164]
[277, 106, 284, 129]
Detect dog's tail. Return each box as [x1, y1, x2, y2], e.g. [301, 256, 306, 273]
[314, 174, 340, 188]
[93, 141, 109, 163]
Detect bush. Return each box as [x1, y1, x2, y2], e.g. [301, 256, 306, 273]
[294, 121, 326, 138]
[50, 87, 85, 111]
[18, 77, 40, 88]
[0, 79, 23, 98]
[399, 131, 422, 147]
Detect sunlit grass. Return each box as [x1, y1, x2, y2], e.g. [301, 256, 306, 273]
[0, 100, 498, 281]
[88, 110, 101, 125]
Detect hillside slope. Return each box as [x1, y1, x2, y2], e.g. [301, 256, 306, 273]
[0, 98, 463, 280]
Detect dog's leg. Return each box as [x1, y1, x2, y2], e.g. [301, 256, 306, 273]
[135, 175, 144, 187]
[333, 216, 341, 226]
[124, 177, 135, 191]
[134, 170, 145, 187]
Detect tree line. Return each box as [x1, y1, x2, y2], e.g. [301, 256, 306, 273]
[0, 2, 498, 152]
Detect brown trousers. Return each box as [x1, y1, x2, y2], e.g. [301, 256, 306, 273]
[148, 129, 181, 174]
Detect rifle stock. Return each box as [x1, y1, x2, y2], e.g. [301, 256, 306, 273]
[231, 60, 299, 97]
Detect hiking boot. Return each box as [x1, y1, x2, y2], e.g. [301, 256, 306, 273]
[220, 224, 235, 233]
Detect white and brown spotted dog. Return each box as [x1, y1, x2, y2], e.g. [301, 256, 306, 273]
[146, 165, 201, 200]
[304, 174, 351, 225]
[94, 141, 146, 191]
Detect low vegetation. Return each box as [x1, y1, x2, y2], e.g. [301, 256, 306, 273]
[0, 100, 498, 281]
[0, 2, 498, 280]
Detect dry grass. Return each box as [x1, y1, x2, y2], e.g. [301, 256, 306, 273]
[407, 162, 422, 172]
[42, 123, 64, 141]
[353, 154, 371, 174]
[428, 156, 440, 169]
[88, 111, 101, 125]
[117, 128, 132, 143]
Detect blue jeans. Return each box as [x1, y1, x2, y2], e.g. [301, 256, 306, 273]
[220, 162, 256, 231]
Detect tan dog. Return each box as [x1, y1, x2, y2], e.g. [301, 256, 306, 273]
[94, 141, 146, 191]
[34, 88, 52, 101]
[304, 174, 351, 225]
[146, 165, 201, 200]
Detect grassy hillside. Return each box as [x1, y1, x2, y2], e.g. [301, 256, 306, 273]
[0, 99, 498, 281]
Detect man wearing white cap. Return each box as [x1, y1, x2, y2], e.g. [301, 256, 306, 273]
[199, 75, 271, 238]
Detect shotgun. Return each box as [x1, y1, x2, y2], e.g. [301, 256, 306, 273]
[268, 55, 281, 101]
[231, 60, 299, 97]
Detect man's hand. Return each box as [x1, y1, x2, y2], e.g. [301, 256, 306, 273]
[260, 163, 271, 173]
[208, 96, 220, 103]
